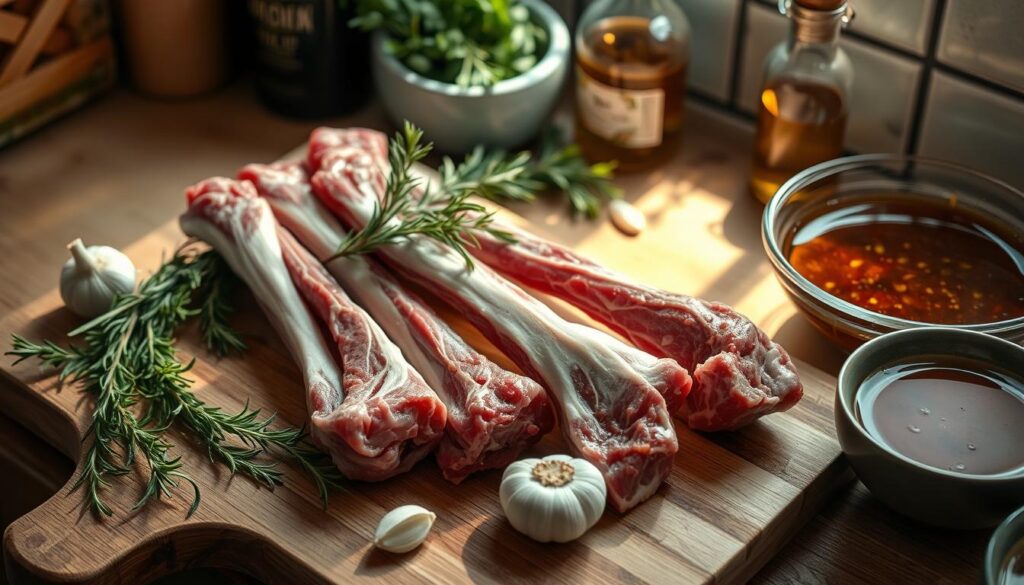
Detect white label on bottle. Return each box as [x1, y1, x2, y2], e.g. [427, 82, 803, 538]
[577, 71, 664, 149]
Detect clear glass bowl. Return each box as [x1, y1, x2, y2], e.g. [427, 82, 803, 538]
[762, 154, 1024, 350]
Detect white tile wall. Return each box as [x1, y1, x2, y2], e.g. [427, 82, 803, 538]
[738, 3, 919, 153]
[839, 40, 920, 153]
[938, 0, 1024, 94]
[846, 0, 934, 55]
[677, 0, 742, 101]
[571, 0, 1024, 180]
[918, 72, 1024, 188]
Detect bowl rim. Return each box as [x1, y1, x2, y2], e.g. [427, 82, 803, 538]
[985, 504, 1024, 584]
[837, 327, 1024, 483]
[371, 0, 571, 98]
[761, 153, 1024, 334]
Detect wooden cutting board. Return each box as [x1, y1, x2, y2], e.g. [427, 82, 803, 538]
[0, 139, 853, 584]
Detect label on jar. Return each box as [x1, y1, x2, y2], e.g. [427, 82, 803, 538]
[576, 70, 664, 149]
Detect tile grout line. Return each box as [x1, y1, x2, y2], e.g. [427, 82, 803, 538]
[727, 0, 752, 109]
[904, 0, 948, 156]
[691, 88, 757, 123]
[932, 63, 1024, 103]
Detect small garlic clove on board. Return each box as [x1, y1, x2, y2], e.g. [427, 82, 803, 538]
[373, 505, 436, 553]
[608, 199, 646, 236]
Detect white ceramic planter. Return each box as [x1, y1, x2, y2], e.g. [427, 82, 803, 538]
[371, 0, 571, 154]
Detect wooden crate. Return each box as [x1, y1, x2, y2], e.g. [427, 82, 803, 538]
[0, 0, 115, 145]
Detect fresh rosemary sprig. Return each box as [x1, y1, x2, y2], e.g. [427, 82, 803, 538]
[7, 245, 343, 517]
[197, 257, 246, 357]
[444, 134, 622, 218]
[522, 139, 621, 219]
[330, 122, 516, 269]
[329, 124, 619, 268]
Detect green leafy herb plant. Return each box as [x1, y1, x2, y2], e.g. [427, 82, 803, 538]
[347, 0, 548, 87]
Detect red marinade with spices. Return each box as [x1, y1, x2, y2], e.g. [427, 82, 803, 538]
[788, 199, 1024, 324]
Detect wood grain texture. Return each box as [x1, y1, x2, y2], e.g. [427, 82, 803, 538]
[0, 10, 27, 44]
[0, 0, 71, 84]
[0, 89, 861, 584]
[0, 37, 113, 120]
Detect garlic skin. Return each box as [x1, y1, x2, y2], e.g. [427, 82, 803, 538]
[500, 454, 607, 543]
[59, 239, 136, 318]
[374, 505, 436, 553]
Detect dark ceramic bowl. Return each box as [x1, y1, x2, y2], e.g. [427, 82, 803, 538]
[762, 155, 1024, 350]
[835, 328, 1024, 529]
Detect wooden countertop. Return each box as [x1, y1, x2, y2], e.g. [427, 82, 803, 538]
[0, 83, 989, 584]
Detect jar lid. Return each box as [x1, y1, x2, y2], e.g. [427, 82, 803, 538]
[794, 0, 844, 10]
[778, 0, 855, 42]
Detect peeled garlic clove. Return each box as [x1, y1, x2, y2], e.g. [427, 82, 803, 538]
[373, 505, 436, 553]
[608, 199, 646, 236]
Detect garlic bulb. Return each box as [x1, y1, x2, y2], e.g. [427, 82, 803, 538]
[499, 454, 607, 543]
[59, 239, 136, 318]
[373, 505, 436, 553]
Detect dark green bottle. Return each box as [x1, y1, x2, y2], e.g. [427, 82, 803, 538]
[247, 0, 370, 118]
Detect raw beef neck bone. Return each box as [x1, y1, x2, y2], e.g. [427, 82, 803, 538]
[238, 162, 554, 483]
[180, 177, 444, 482]
[308, 144, 691, 512]
[465, 217, 804, 432]
[326, 130, 803, 432]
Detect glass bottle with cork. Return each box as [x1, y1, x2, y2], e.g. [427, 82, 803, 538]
[574, 0, 690, 171]
[749, 0, 854, 204]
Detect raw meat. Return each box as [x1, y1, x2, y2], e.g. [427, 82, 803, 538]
[309, 143, 692, 512]
[308, 127, 387, 173]
[239, 162, 554, 483]
[468, 222, 804, 431]
[306, 126, 801, 431]
[180, 177, 445, 481]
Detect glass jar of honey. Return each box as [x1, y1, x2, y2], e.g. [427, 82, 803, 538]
[749, 0, 854, 204]
[574, 0, 690, 171]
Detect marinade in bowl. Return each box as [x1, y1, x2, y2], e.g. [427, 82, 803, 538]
[762, 154, 1024, 349]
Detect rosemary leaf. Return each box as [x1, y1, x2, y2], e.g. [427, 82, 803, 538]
[7, 244, 341, 517]
[445, 133, 622, 219]
[330, 122, 514, 269]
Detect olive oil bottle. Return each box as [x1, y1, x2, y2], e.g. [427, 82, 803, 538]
[574, 0, 690, 171]
[750, 0, 854, 203]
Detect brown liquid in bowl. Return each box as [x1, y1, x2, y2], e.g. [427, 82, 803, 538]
[856, 360, 1024, 475]
[788, 198, 1024, 324]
